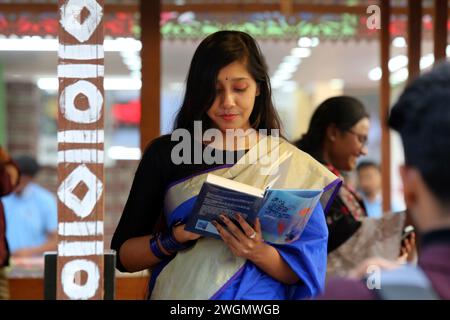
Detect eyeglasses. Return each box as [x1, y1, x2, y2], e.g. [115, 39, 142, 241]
[347, 130, 368, 146]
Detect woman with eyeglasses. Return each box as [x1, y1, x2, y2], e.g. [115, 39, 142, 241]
[294, 96, 410, 278]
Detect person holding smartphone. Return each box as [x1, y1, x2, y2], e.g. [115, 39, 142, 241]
[319, 62, 450, 300]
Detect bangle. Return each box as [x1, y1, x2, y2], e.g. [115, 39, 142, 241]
[158, 230, 191, 253]
[149, 233, 169, 259]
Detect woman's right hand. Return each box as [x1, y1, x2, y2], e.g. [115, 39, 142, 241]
[172, 224, 201, 243]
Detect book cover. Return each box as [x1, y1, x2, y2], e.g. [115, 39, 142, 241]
[184, 174, 264, 239]
[185, 174, 323, 244]
[258, 189, 323, 244]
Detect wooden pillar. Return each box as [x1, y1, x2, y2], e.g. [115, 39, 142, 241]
[0, 64, 6, 147]
[280, 0, 294, 16]
[140, 0, 161, 150]
[57, 0, 105, 299]
[433, 0, 448, 64]
[380, 0, 391, 213]
[407, 0, 422, 82]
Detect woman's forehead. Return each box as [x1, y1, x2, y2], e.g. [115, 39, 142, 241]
[352, 117, 370, 130]
[217, 61, 252, 80]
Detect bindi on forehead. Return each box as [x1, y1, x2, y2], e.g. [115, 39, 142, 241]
[220, 76, 248, 83]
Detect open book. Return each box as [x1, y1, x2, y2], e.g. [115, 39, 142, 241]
[185, 173, 323, 244]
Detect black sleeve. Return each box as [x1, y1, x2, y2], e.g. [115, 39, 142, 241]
[110, 137, 168, 272]
[325, 196, 362, 253]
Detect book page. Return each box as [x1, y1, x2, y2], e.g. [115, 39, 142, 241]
[207, 174, 264, 198]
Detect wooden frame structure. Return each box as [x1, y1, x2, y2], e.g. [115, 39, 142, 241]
[56, 0, 105, 299]
[1, 2, 450, 15]
[380, 0, 391, 212]
[1, 0, 448, 244]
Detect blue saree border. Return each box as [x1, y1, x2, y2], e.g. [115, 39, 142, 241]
[209, 264, 246, 300]
[323, 178, 342, 214]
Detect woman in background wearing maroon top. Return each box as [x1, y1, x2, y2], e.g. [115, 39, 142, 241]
[0, 146, 19, 300]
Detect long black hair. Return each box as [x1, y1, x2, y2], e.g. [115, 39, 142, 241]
[174, 30, 281, 132]
[295, 96, 369, 161]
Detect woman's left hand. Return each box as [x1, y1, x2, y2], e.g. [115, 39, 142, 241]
[212, 213, 266, 261]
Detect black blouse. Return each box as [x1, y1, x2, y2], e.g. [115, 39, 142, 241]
[325, 188, 364, 252]
[110, 134, 247, 271]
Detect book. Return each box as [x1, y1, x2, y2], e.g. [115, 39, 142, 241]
[184, 174, 323, 244]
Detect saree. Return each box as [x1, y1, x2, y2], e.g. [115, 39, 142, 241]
[150, 136, 341, 300]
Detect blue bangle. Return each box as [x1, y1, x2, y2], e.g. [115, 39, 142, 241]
[149, 233, 169, 259]
[159, 231, 191, 253]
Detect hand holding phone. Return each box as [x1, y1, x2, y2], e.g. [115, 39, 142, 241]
[402, 225, 415, 241]
[399, 225, 417, 263]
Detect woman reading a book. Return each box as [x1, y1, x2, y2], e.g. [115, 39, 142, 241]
[111, 31, 341, 299]
[295, 96, 413, 277]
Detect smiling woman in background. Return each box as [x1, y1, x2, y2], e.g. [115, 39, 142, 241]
[295, 96, 412, 277]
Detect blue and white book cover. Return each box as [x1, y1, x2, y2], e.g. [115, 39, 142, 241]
[258, 189, 323, 244]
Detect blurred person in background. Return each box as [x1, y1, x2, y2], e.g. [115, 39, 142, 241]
[356, 160, 404, 219]
[0, 146, 19, 299]
[319, 62, 450, 300]
[295, 96, 414, 278]
[2, 155, 57, 258]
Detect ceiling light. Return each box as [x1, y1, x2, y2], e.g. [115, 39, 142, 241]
[297, 37, 312, 48]
[278, 62, 297, 74]
[388, 55, 408, 72]
[310, 37, 320, 47]
[272, 72, 292, 82]
[282, 56, 301, 66]
[392, 37, 406, 48]
[291, 47, 311, 58]
[420, 54, 434, 70]
[368, 67, 382, 81]
[390, 68, 408, 85]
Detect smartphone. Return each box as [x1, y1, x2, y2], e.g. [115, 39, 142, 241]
[401, 225, 415, 241]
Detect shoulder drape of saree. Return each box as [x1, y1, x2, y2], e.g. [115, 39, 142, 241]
[151, 136, 340, 300]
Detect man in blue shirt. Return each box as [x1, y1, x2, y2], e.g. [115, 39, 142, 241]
[2, 155, 57, 258]
[356, 160, 404, 218]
